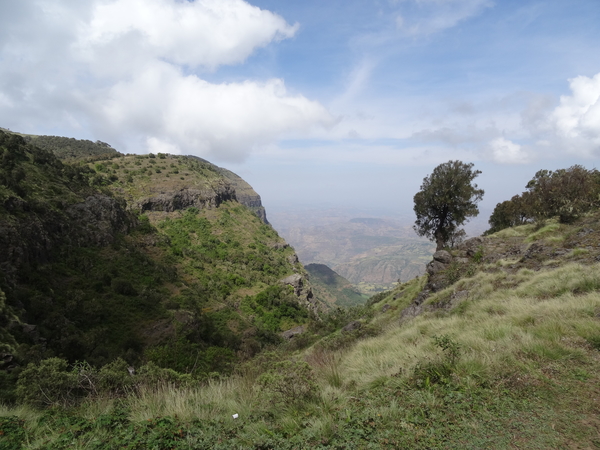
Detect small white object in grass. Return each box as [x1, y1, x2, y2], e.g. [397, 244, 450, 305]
[232, 413, 239, 419]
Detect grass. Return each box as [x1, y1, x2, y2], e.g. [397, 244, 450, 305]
[491, 223, 536, 238]
[4, 258, 600, 447]
[525, 221, 562, 242]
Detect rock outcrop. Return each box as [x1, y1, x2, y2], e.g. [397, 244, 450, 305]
[402, 237, 487, 318]
[135, 185, 236, 213]
[188, 156, 269, 224]
[280, 273, 319, 313]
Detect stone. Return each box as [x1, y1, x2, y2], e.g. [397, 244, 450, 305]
[426, 260, 447, 275]
[282, 325, 305, 339]
[433, 250, 452, 264]
[381, 304, 391, 313]
[342, 320, 362, 332]
[577, 228, 594, 237]
[279, 274, 319, 313]
[457, 237, 485, 256]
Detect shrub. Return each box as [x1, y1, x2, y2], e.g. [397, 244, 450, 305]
[16, 358, 78, 407]
[411, 335, 461, 389]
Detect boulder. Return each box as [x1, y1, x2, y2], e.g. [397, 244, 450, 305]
[433, 250, 452, 264]
[279, 274, 319, 313]
[342, 320, 362, 332]
[457, 237, 485, 257]
[426, 260, 447, 275]
[282, 325, 305, 340]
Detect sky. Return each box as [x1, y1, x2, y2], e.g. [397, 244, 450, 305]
[1, 0, 600, 224]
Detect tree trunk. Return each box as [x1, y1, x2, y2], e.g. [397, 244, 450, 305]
[435, 229, 445, 251]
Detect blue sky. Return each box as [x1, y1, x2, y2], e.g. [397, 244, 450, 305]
[1, 0, 600, 223]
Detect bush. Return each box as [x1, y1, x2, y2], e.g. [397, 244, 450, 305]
[16, 358, 78, 407]
[411, 335, 461, 389]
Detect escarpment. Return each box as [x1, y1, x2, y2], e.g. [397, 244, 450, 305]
[135, 185, 236, 212]
[0, 130, 316, 375]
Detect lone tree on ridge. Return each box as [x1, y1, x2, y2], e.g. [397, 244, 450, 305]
[413, 160, 484, 251]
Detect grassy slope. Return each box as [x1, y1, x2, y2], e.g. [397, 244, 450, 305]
[305, 263, 368, 308]
[3, 215, 600, 448]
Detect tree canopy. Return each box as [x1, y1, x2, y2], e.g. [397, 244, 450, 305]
[486, 165, 600, 234]
[413, 160, 484, 250]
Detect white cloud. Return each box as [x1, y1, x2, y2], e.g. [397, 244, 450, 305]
[77, 0, 299, 71]
[550, 72, 600, 155]
[489, 137, 529, 164]
[395, 0, 493, 36]
[101, 63, 334, 160]
[0, 0, 331, 161]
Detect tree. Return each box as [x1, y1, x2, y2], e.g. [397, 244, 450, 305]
[413, 160, 484, 250]
[486, 193, 533, 235]
[524, 165, 600, 223]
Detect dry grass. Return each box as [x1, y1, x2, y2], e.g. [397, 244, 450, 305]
[336, 262, 600, 386]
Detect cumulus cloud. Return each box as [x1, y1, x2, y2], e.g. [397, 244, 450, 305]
[0, 0, 332, 160]
[550, 72, 600, 155]
[101, 63, 333, 160]
[394, 0, 493, 36]
[489, 137, 529, 164]
[77, 0, 298, 71]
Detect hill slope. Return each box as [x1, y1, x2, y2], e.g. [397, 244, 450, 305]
[0, 130, 318, 386]
[304, 263, 368, 308]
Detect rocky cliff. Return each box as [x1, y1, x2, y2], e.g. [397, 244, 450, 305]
[187, 155, 268, 223]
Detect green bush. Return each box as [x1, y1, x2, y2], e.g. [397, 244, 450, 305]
[411, 335, 461, 388]
[16, 358, 78, 407]
[0, 416, 26, 450]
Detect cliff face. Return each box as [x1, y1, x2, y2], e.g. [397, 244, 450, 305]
[0, 132, 136, 289]
[187, 155, 269, 224]
[135, 185, 236, 213]
[1, 194, 134, 288]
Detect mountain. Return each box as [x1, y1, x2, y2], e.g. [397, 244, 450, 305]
[0, 130, 319, 384]
[269, 210, 435, 294]
[304, 263, 368, 308]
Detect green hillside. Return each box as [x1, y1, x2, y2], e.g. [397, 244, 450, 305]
[0, 130, 320, 400]
[305, 263, 368, 307]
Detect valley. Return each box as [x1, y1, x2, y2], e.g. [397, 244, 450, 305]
[269, 208, 436, 294]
